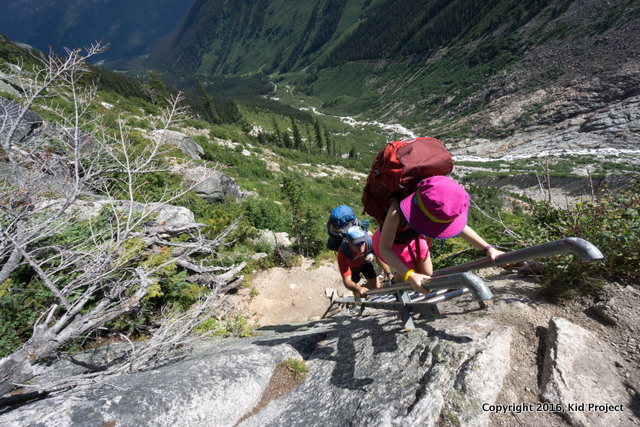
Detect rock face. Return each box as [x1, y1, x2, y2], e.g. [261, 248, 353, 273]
[0, 313, 512, 427]
[1, 95, 97, 153]
[0, 96, 43, 143]
[247, 318, 511, 427]
[2, 276, 639, 426]
[540, 317, 629, 427]
[36, 198, 195, 226]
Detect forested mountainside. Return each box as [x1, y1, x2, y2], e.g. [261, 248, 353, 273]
[151, 0, 552, 76]
[3, 0, 637, 143]
[0, 0, 192, 63]
[148, 0, 640, 143]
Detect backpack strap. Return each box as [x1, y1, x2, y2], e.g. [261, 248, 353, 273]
[340, 241, 354, 261]
[365, 234, 373, 254]
[407, 237, 421, 273]
[407, 237, 432, 274]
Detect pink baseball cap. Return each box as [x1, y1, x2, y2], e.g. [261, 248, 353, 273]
[399, 176, 469, 239]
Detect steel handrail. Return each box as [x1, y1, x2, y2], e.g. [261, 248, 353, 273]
[432, 237, 603, 277]
[367, 271, 492, 301]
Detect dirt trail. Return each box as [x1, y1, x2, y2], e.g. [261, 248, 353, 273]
[231, 258, 345, 327]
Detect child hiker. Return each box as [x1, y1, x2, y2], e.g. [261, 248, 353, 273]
[373, 175, 503, 294]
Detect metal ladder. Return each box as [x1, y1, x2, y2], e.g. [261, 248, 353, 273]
[334, 238, 604, 330]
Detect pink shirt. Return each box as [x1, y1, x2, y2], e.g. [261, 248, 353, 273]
[371, 228, 430, 270]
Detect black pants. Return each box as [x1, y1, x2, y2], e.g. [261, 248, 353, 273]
[351, 261, 377, 284]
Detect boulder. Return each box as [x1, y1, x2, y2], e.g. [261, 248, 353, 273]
[152, 129, 204, 161]
[540, 317, 629, 427]
[183, 166, 243, 203]
[147, 202, 195, 226]
[252, 229, 292, 248]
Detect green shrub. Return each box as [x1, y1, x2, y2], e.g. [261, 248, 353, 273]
[227, 314, 256, 337]
[195, 317, 230, 337]
[195, 313, 257, 338]
[517, 179, 640, 300]
[241, 197, 289, 231]
[0, 277, 54, 357]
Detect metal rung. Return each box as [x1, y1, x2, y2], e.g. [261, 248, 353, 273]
[367, 272, 492, 301]
[336, 272, 490, 330]
[336, 288, 460, 307]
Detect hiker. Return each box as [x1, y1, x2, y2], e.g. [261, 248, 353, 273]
[337, 225, 391, 299]
[373, 175, 504, 294]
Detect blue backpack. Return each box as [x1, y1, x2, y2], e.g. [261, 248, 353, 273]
[326, 205, 369, 251]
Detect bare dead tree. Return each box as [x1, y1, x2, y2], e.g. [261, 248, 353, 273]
[11, 289, 235, 397]
[0, 43, 244, 397]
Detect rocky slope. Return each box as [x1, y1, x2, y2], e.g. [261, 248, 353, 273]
[2, 265, 639, 426]
[423, 0, 637, 161]
[444, 0, 640, 159]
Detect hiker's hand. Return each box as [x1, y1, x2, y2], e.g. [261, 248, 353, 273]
[408, 272, 431, 294]
[359, 287, 369, 298]
[487, 246, 504, 262]
[386, 272, 395, 284]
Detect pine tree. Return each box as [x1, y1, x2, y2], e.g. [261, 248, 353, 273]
[304, 123, 314, 154]
[147, 70, 167, 104]
[314, 120, 323, 153]
[283, 131, 293, 149]
[195, 77, 221, 124]
[324, 129, 332, 156]
[291, 116, 302, 151]
[272, 117, 282, 147]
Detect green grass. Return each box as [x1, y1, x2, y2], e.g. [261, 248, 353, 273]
[279, 357, 309, 376]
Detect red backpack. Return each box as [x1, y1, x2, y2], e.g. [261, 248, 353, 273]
[361, 137, 453, 226]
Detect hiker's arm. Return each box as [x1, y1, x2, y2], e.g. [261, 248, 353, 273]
[342, 275, 369, 297]
[376, 257, 393, 278]
[459, 225, 504, 261]
[379, 201, 430, 293]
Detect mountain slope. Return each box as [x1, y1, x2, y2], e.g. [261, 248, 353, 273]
[4, 0, 637, 158]
[149, 0, 374, 77]
[147, 0, 640, 146]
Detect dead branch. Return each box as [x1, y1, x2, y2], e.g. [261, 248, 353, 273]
[10, 290, 231, 397]
[470, 199, 522, 240]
